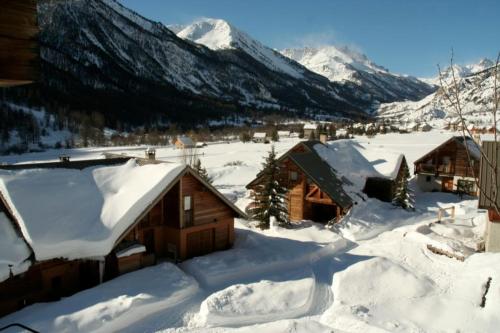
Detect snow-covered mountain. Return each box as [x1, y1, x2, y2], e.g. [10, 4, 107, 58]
[376, 60, 498, 126]
[177, 18, 305, 79]
[419, 58, 495, 86]
[7, 1, 439, 128]
[14, 1, 386, 126]
[281, 46, 436, 106]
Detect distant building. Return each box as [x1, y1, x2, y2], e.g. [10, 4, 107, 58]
[175, 136, 195, 149]
[414, 136, 480, 195]
[252, 132, 268, 143]
[277, 130, 291, 138]
[478, 140, 500, 252]
[303, 123, 318, 139]
[420, 123, 432, 132]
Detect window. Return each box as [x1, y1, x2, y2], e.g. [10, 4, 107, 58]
[184, 196, 192, 211]
[183, 196, 193, 227]
[426, 176, 431, 182]
[290, 171, 298, 181]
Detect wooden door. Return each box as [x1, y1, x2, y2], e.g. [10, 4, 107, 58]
[187, 229, 214, 258]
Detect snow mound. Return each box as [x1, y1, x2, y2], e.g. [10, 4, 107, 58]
[0, 160, 185, 261]
[0, 263, 199, 333]
[321, 257, 435, 331]
[195, 273, 315, 327]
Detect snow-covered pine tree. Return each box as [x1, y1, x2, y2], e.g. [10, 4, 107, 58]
[194, 158, 212, 184]
[392, 167, 415, 210]
[250, 145, 289, 229]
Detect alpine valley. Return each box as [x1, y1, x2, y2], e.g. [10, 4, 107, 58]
[3, 0, 435, 130]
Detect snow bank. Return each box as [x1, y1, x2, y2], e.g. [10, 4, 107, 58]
[0, 263, 199, 333]
[0, 160, 185, 261]
[322, 252, 500, 333]
[335, 199, 423, 241]
[195, 273, 315, 327]
[0, 212, 31, 282]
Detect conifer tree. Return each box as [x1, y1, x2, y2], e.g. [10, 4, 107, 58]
[271, 128, 279, 142]
[194, 158, 212, 184]
[392, 167, 415, 210]
[250, 146, 289, 229]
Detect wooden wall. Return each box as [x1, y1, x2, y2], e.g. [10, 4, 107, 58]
[0, 0, 39, 87]
[0, 259, 100, 317]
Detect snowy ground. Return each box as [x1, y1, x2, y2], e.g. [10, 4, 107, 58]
[1, 131, 499, 333]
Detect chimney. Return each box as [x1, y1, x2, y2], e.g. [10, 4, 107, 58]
[59, 155, 70, 163]
[145, 148, 156, 160]
[319, 133, 328, 144]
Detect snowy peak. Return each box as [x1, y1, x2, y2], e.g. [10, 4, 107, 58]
[422, 58, 496, 85]
[281, 45, 435, 105]
[177, 18, 305, 78]
[177, 18, 236, 50]
[281, 46, 388, 83]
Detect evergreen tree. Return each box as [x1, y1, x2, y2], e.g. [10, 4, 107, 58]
[298, 127, 305, 139]
[309, 130, 316, 141]
[271, 128, 279, 142]
[240, 131, 251, 143]
[392, 167, 415, 210]
[250, 146, 289, 229]
[194, 158, 212, 184]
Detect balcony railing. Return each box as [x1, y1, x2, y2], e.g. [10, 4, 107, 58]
[416, 164, 454, 175]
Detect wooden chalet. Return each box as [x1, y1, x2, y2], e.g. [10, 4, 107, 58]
[414, 136, 480, 195]
[478, 140, 500, 252]
[0, 0, 39, 87]
[247, 141, 352, 222]
[303, 123, 318, 139]
[246, 141, 409, 223]
[0, 157, 245, 317]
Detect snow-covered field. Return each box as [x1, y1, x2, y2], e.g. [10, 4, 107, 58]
[1, 131, 499, 333]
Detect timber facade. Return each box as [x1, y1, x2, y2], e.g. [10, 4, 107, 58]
[247, 141, 353, 223]
[414, 136, 480, 196]
[0, 0, 39, 87]
[478, 140, 500, 252]
[0, 159, 244, 317]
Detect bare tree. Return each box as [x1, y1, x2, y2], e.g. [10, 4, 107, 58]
[438, 50, 500, 212]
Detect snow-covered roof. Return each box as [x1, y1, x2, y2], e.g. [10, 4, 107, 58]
[314, 140, 404, 191]
[277, 130, 290, 136]
[303, 123, 318, 130]
[0, 212, 31, 283]
[253, 132, 267, 138]
[177, 136, 195, 146]
[0, 160, 186, 261]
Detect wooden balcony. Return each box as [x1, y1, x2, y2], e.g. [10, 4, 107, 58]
[416, 164, 454, 175]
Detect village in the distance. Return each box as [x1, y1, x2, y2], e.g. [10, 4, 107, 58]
[0, 1, 499, 333]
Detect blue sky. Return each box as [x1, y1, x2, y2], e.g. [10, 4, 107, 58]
[120, 0, 499, 78]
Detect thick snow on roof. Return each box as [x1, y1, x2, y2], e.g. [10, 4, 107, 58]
[177, 136, 195, 146]
[0, 212, 31, 282]
[303, 123, 318, 130]
[0, 160, 185, 261]
[253, 132, 267, 138]
[313, 141, 403, 191]
[354, 145, 404, 179]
